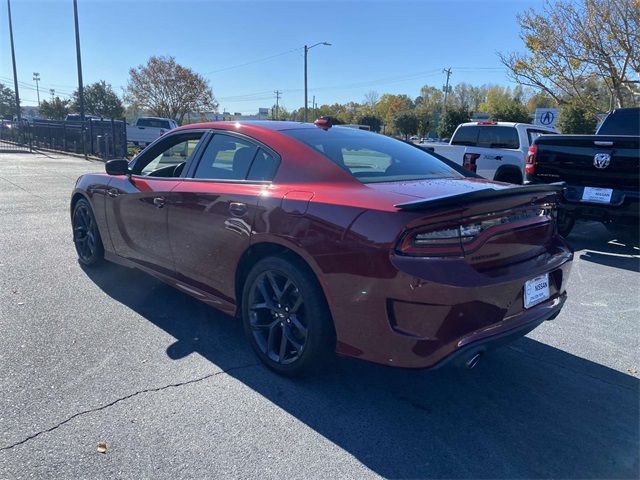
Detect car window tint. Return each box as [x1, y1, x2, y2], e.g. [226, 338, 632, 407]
[247, 148, 279, 181]
[451, 126, 479, 146]
[283, 127, 461, 184]
[195, 134, 258, 180]
[138, 133, 204, 177]
[138, 118, 172, 129]
[477, 126, 519, 149]
[597, 110, 640, 135]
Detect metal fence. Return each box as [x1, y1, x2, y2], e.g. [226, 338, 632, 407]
[0, 118, 127, 159]
[0, 119, 31, 152]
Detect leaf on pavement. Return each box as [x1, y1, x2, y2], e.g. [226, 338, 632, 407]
[97, 441, 108, 454]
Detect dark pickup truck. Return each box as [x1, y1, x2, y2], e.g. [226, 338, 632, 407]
[526, 107, 639, 239]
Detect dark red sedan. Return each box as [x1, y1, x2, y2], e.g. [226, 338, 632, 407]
[71, 120, 573, 375]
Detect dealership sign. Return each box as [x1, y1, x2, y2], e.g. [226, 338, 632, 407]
[534, 108, 559, 129]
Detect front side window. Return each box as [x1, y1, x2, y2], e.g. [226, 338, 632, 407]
[136, 132, 204, 177]
[283, 127, 461, 184]
[527, 129, 557, 144]
[194, 134, 258, 180]
[138, 118, 172, 129]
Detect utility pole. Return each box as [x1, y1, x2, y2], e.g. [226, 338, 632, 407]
[33, 72, 41, 106]
[7, 0, 21, 122]
[49, 89, 55, 101]
[312, 95, 316, 119]
[442, 67, 452, 110]
[304, 41, 331, 123]
[73, 0, 85, 122]
[274, 90, 281, 120]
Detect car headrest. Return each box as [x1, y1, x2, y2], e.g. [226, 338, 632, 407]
[232, 147, 255, 178]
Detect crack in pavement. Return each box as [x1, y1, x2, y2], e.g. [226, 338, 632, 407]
[0, 362, 259, 453]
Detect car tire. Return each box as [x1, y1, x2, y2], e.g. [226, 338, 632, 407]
[72, 198, 104, 266]
[241, 255, 335, 376]
[557, 209, 575, 237]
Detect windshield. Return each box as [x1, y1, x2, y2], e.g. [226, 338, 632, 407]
[282, 127, 461, 183]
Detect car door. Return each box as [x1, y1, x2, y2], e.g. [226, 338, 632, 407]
[105, 130, 208, 273]
[168, 132, 280, 303]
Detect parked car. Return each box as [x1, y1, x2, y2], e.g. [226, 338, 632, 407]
[526, 107, 639, 238]
[71, 120, 572, 375]
[65, 114, 102, 122]
[126, 116, 178, 146]
[421, 122, 558, 183]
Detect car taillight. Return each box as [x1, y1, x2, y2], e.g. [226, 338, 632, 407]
[463, 152, 480, 173]
[397, 208, 551, 256]
[525, 145, 537, 175]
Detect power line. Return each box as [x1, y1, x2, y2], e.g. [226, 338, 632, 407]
[204, 47, 302, 75]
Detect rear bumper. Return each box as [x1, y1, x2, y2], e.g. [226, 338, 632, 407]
[561, 185, 639, 225]
[330, 236, 573, 369]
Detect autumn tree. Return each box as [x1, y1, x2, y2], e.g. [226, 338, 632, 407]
[479, 86, 531, 122]
[358, 115, 382, 132]
[499, 0, 640, 111]
[375, 94, 413, 134]
[125, 56, 218, 124]
[39, 96, 70, 120]
[71, 81, 124, 119]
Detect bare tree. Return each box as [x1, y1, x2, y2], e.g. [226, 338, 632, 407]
[125, 56, 218, 124]
[498, 0, 639, 111]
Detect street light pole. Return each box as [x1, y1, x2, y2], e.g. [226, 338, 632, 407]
[7, 0, 21, 122]
[33, 72, 40, 106]
[303, 41, 330, 123]
[73, 0, 85, 122]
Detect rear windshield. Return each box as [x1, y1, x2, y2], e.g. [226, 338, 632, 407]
[596, 110, 640, 135]
[138, 118, 172, 129]
[282, 127, 461, 183]
[451, 125, 520, 149]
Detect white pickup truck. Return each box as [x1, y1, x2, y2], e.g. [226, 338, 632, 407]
[126, 117, 178, 146]
[420, 122, 558, 184]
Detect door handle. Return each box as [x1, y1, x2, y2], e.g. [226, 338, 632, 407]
[229, 202, 248, 217]
[107, 188, 119, 198]
[153, 196, 166, 208]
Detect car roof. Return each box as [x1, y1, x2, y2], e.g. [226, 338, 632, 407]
[174, 120, 317, 133]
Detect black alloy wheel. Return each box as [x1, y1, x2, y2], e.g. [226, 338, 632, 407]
[72, 198, 104, 266]
[242, 256, 334, 375]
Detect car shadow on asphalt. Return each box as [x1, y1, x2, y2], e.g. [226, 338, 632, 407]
[566, 221, 639, 273]
[81, 263, 639, 479]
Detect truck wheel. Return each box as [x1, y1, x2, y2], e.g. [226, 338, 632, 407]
[557, 209, 575, 237]
[494, 168, 523, 184]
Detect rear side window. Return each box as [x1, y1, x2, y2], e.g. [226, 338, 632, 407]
[451, 126, 479, 146]
[282, 127, 460, 184]
[477, 126, 519, 149]
[597, 110, 640, 135]
[194, 134, 258, 180]
[247, 148, 279, 181]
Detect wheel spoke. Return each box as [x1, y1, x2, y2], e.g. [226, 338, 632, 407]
[256, 278, 276, 309]
[289, 293, 303, 314]
[278, 324, 288, 361]
[266, 322, 279, 356]
[284, 326, 303, 352]
[266, 271, 283, 300]
[289, 314, 307, 339]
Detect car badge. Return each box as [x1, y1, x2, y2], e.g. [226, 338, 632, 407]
[593, 153, 610, 169]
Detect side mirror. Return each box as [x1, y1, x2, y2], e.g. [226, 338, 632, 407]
[105, 159, 130, 176]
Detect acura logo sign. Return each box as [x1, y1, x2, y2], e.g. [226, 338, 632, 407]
[593, 153, 611, 169]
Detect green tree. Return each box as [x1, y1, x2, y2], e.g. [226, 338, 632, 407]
[0, 83, 17, 119]
[125, 56, 218, 124]
[479, 86, 531, 122]
[393, 111, 418, 139]
[556, 103, 598, 133]
[499, 0, 640, 111]
[437, 107, 470, 139]
[71, 81, 124, 119]
[358, 115, 382, 132]
[375, 94, 413, 135]
[39, 96, 70, 120]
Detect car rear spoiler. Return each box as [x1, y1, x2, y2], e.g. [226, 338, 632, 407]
[394, 183, 565, 211]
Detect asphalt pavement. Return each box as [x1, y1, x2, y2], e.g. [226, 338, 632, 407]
[0, 151, 638, 479]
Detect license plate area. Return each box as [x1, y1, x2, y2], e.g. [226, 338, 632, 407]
[524, 273, 550, 309]
[582, 187, 613, 203]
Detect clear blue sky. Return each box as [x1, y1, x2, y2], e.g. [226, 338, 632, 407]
[1, 0, 542, 114]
